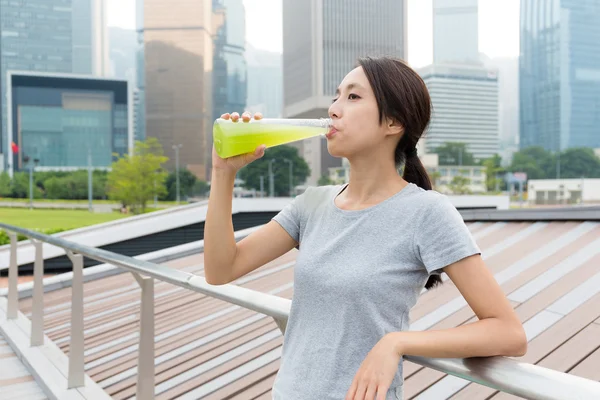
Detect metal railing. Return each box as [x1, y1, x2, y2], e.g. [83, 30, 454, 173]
[1, 222, 600, 400]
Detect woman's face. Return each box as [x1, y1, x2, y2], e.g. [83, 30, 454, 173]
[327, 66, 399, 160]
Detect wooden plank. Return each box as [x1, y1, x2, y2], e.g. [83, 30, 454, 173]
[227, 371, 278, 400]
[538, 322, 600, 371]
[451, 292, 600, 400]
[80, 273, 293, 364]
[153, 342, 283, 400]
[569, 347, 600, 381]
[202, 361, 280, 400]
[104, 320, 279, 397]
[0, 375, 34, 386]
[89, 307, 273, 379]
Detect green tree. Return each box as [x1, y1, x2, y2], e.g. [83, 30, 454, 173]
[9, 172, 43, 199]
[107, 138, 168, 213]
[448, 173, 471, 195]
[193, 180, 210, 197]
[0, 172, 11, 197]
[238, 145, 310, 196]
[509, 147, 548, 180]
[483, 154, 506, 192]
[434, 142, 475, 166]
[318, 175, 334, 186]
[556, 148, 600, 178]
[162, 169, 198, 201]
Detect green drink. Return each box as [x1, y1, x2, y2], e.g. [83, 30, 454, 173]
[213, 118, 331, 159]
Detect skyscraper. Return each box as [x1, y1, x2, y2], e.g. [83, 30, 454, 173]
[0, 0, 73, 172]
[423, 0, 499, 161]
[72, 0, 110, 76]
[433, 0, 479, 65]
[210, 0, 247, 177]
[520, 0, 600, 151]
[138, 0, 215, 179]
[246, 44, 283, 118]
[419, 64, 499, 160]
[282, 0, 407, 185]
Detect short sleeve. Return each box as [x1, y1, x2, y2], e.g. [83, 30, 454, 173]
[414, 195, 481, 275]
[272, 194, 304, 243]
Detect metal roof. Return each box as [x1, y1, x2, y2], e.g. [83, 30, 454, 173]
[14, 220, 600, 399]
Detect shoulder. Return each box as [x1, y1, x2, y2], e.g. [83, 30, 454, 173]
[297, 185, 342, 210]
[408, 186, 460, 221]
[409, 185, 453, 208]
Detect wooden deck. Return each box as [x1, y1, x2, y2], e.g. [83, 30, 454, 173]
[14, 221, 600, 399]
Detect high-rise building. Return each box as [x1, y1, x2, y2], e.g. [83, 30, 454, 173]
[424, 0, 499, 162]
[419, 64, 499, 161]
[138, 0, 215, 179]
[520, 0, 600, 152]
[246, 44, 283, 118]
[72, 0, 110, 76]
[433, 0, 479, 65]
[210, 0, 247, 177]
[0, 0, 74, 172]
[135, 0, 146, 141]
[485, 56, 519, 165]
[282, 0, 407, 185]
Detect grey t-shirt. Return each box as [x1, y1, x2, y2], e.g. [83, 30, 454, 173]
[271, 183, 480, 400]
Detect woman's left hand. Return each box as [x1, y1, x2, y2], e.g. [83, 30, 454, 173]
[345, 333, 402, 400]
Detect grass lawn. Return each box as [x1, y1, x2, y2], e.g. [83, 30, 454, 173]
[0, 208, 128, 231]
[0, 198, 179, 206]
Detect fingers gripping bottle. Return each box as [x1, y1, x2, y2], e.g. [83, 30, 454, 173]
[213, 117, 332, 159]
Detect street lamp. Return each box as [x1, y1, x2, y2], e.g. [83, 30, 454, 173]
[24, 156, 39, 209]
[283, 158, 293, 197]
[172, 144, 182, 204]
[268, 159, 276, 198]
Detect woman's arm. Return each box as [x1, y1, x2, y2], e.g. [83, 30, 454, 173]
[389, 254, 527, 358]
[346, 255, 526, 400]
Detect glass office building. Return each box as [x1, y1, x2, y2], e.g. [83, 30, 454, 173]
[0, 0, 73, 169]
[7, 72, 131, 173]
[211, 0, 247, 169]
[140, 0, 214, 179]
[520, 0, 600, 151]
[283, 0, 406, 185]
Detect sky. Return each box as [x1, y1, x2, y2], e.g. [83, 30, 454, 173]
[107, 0, 520, 67]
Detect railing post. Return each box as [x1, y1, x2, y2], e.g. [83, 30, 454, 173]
[7, 232, 18, 319]
[66, 251, 85, 389]
[30, 240, 44, 346]
[133, 272, 155, 400]
[273, 317, 287, 334]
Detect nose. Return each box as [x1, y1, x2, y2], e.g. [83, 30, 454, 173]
[328, 98, 341, 120]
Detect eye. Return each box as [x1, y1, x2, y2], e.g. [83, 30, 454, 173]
[348, 93, 361, 100]
[331, 97, 339, 104]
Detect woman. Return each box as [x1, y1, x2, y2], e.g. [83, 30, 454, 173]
[204, 56, 527, 400]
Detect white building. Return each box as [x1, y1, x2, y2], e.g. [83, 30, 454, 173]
[527, 179, 600, 206]
[283, 0, 407, 185]
[432, 165, 487, 194]
[419, 63, 499, 161]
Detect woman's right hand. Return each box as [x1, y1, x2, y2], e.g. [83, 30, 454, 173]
[212, 111, 266, 173]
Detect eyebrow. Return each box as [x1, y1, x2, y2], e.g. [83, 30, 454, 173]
[335, 83, 364, 95]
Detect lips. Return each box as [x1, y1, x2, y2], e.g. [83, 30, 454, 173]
[326, 127, 338, 139]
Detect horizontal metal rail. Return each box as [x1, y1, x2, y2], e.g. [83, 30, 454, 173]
[1, 222, 600, 400]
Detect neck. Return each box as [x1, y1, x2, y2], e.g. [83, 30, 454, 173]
[343, 155, 407, 205]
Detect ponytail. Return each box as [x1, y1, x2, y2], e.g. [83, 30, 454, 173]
[401, 151, 442, 290]
[403, 154, 432, 191]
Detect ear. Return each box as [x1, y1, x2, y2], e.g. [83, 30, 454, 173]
[385, 117, 404, 137]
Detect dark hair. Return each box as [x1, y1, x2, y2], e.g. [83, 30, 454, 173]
[358, 56, 441, 290]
